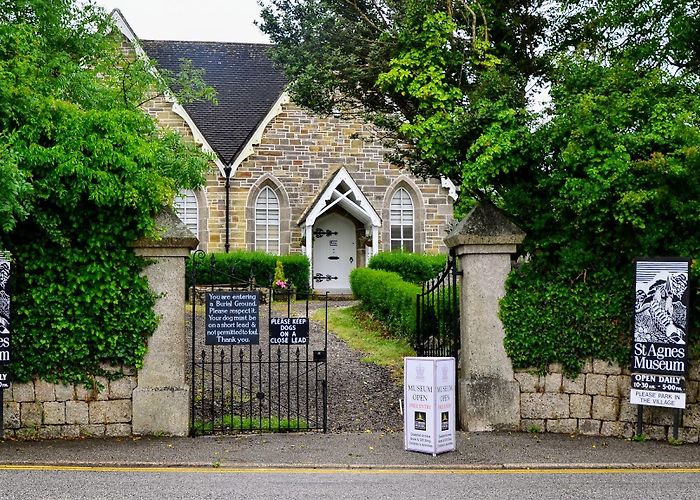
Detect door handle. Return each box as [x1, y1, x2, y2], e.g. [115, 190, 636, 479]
[349, 257, 354, 263]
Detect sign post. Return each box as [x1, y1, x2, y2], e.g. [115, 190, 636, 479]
[630, 258, 690, 439]
[404, 357, 456, 456]
[205, 291, 260, 345]
[0, 251, 11, 439]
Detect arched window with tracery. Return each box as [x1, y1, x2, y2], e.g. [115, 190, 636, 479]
[255, 186, 280, 253]
[390, 187, 414, 252]
[173, 189, 198, 237]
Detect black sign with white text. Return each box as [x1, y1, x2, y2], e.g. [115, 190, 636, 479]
[205, 291, 260, 345]
[0, 252, 11, 389]
[269, 317, 309, 345]
[630, 259, 690, 409]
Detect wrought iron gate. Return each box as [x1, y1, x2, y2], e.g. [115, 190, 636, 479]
[415, 248, 461, 359]
[188, 252, 328, 435]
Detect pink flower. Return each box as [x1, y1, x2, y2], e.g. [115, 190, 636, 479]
[275, 280, 287, 288]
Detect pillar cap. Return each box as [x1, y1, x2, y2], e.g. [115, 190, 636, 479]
[132, 207, 199, 250]
[445, 201, 525, 248]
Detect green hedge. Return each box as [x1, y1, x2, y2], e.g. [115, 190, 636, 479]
[187, 252, 310, 293]
[350, 267, 420, 339]
[368, 251, 447, 284]
[500, 261, 631, 377]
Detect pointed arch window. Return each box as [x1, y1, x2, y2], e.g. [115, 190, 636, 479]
[390, 188, 414, 252]
[255, 186, 280, 253]
[173, 189, 198, 237]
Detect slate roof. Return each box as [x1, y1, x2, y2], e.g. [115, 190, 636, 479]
[140, 40, 287, 165]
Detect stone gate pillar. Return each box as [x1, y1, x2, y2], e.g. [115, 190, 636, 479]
[131, 209, 198, 436]
[444, 202, 525, 431]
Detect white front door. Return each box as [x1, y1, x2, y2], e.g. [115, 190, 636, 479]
[312, 213, 356, 291]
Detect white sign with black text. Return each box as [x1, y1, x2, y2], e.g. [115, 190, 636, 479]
[404, 357, 455, 456]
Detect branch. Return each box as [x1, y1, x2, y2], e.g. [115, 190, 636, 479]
[339, 0, 382, 33]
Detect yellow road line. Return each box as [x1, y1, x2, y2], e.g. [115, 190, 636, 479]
[1, 465, 700, 475]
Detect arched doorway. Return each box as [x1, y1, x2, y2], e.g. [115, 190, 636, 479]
[312, 212, 357, 291]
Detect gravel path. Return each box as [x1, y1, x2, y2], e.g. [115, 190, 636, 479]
[185, 298, 404, 433]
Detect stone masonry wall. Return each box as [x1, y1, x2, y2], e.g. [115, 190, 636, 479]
[205, 103, 455, 254]
[2, 372, 137, 439]
[516, 360, 700, 442]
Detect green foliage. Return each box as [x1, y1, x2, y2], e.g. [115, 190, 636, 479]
[272, 260, 287, 287]
[500, 55, 700, 373]
[501, 262, 631, 377]
[259, 0, 546, 184]
[368, 251, 446, 284]
[187, 252, 310, 293]
[350, 268, 420, 340]
[0, 0, 213, 386]
[194, 415, 309, 434]
[263, 0, 700, 375]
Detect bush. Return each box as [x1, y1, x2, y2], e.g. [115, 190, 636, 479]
[187, 251, 310, 293]
[368, 251, 447, 284]
[500, 260, 631, 377]
[350, 267, 420, 340]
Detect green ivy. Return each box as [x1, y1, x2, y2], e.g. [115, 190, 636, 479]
[0, 1, 213, 387]
[500, 260, 633, 377]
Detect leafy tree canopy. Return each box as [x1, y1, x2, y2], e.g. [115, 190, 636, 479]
[260, 0, 700, 372]
[0, 0, 214, 385]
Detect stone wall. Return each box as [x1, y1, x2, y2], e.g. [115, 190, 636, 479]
[2, 373, 136, 439]
[202, 103, 455, 254]
[516, 361, 700, 442]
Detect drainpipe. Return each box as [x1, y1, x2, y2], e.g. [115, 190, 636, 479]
[223, 165, 232, 253]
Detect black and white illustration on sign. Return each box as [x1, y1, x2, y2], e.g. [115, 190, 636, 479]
[631, 259, 690, 409]
[205, 291, 259, 345]
[0, 254, 9, 336]
[0, 252, 11, 387]
[634, 260, 688, 345]
[414, 411, 426, 431]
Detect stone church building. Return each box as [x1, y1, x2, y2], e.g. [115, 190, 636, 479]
[114, 11, 456, 292]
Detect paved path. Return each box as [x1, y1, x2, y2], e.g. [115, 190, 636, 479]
[1, 431, 698, 469]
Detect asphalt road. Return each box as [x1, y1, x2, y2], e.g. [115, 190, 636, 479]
[1, 466, 699, 499]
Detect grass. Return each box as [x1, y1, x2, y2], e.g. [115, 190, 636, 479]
[312, 305, 415, 382]
[194, 415, 309, 434]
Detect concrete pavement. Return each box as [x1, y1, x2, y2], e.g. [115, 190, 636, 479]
[1, 431, 699, 470]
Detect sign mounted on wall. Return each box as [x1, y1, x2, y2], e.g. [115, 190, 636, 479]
[0, 251, 11, 389]
[630, 258, 690, 409]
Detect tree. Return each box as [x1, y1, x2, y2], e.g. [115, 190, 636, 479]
[260, 0, 700, 372]
[0, 0, 214, 386]
[259, 0, 548, 200]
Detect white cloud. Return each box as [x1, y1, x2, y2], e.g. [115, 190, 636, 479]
[93, 0, 270, 43]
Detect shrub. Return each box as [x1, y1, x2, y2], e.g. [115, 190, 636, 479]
[500, 260, 631, 377]
[368, 251, 447, 284]
[350, 267, 421, 340]
[187, 252, 310, 293]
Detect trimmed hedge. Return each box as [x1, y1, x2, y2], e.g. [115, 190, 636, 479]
[368, 251, 447, 284]
[500, 261, 630, 377]
[350, 267, 420, 339]
[187, 252, 310, 293]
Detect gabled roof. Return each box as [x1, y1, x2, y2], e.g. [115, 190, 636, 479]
[140, 40, 287, 165]
[298, 168, 381, 228]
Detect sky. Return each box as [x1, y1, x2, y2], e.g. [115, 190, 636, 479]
[94, 0, 270, 43]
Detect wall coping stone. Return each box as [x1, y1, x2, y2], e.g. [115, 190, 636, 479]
[131, 207, 198, 250]
[444, 201, 525, 249]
